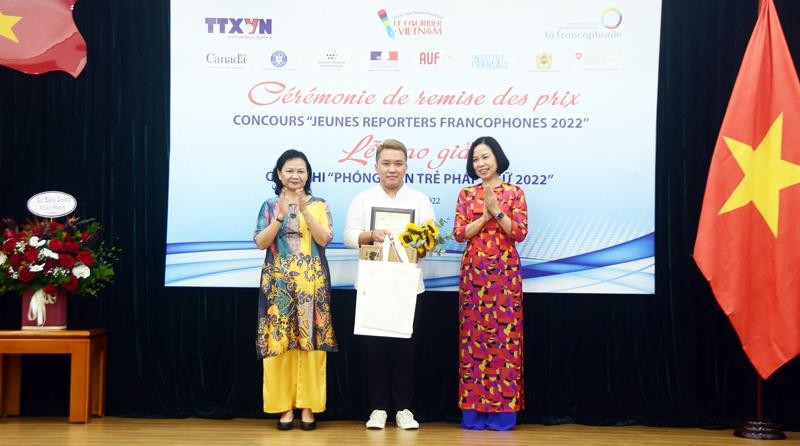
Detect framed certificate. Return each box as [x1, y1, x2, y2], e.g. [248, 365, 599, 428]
[370, 207, 415, 237]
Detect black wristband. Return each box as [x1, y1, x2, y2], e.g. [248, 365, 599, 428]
[275, 217, 284, 223]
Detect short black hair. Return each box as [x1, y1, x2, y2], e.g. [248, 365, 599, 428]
[269, 149, 313, 195]
[465, 136, 510, 180]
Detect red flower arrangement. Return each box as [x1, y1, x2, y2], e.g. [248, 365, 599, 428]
[0, 217, 118, 298]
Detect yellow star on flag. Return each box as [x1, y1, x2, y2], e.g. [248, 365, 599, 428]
[719, 113, 800, 237]
[0, 11, 22, 43]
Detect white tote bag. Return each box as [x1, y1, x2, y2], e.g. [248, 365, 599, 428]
[354, 237, 421, 338]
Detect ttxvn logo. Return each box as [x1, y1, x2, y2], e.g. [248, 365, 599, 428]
[205, 18, 272, 35]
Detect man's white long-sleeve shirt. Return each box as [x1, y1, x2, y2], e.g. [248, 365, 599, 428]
[343, 184, 435, 248]
[344, 184, 435, 294]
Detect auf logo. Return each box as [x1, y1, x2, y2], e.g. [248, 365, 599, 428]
[419, 52, 440, 65]
[535, 53, 552, 69]
[205, 18, 272, 35]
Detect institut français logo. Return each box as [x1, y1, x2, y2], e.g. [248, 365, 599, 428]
[471, 54, 509, 71]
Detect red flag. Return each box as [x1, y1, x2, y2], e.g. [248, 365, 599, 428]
[694, 0, 800, 379]
[0, 0, 86, 77]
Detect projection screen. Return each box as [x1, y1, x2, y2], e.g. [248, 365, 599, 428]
[167, 0, 661, 293]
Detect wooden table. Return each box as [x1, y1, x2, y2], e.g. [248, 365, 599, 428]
[0, 329, 107, 423]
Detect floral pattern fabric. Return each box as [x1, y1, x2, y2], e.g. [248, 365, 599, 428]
[254, 196, 337, 358]
[453, 182, 528, 412]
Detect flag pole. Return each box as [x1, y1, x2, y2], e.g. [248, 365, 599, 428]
[756, 376, 763, 421]
[733, 372, 785, 439]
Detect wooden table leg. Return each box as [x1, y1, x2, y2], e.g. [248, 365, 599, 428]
[0, 354, 22, 416]
[90, 336, 107, 416]
[69, 340, 91, 423]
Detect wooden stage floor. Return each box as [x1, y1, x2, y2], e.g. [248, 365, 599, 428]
[1, 417, 797, 445]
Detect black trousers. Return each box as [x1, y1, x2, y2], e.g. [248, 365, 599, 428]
[363, 293, 424, 413]
[364, 334, 416, 412]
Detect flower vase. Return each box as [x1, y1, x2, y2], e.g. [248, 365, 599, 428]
[21, 288, 67, 330]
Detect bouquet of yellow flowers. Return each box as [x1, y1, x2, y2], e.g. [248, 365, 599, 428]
[399, 218, 452, 257]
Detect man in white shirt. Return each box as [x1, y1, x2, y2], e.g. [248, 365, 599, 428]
[343, 139, 435, 430]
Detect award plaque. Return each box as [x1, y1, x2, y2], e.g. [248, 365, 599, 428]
[369, 206, 415, 238]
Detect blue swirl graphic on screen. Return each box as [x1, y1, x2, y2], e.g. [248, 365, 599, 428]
[165, 233, 654, 293]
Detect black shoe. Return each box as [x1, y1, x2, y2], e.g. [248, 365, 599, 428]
[300, 420, 317, 431]
[277, 419, 294, 430]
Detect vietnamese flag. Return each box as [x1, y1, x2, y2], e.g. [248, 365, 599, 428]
[694, 0, 800, 379]
[0, 0, 86, 77]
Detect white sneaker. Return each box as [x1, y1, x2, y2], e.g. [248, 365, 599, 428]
[366, 409, 387, 429]
[395, 409, 419, 430]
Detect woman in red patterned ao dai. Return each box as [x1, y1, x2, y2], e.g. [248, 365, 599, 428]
[453, 136, 528, 431]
